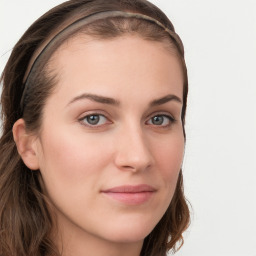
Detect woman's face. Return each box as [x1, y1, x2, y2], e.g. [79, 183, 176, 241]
[34, 35, 184, 248]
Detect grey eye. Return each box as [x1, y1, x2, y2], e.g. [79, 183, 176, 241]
[86, 115, 100, 125]
[82, 114, 108, 126]
[152, 116, 164, 125]
[147, 115, 174, 126]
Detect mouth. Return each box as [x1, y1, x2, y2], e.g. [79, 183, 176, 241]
[101, 184, 157, 205]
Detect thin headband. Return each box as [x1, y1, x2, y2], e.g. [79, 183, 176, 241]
[20, 10, 182, 113]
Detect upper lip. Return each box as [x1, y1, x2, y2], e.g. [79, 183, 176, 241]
[101, 184, 156, 193]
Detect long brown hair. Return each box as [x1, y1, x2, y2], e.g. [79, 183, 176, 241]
[0, 1, 190, 255]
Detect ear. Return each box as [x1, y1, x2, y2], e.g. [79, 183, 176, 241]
[12, 119, 40, 170]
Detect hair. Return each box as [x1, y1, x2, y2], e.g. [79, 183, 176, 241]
[0, 0, 190, 255]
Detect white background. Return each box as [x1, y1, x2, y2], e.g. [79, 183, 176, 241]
[1, 1, 256, 255]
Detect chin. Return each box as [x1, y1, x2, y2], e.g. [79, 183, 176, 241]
[99, 214, 160, 243]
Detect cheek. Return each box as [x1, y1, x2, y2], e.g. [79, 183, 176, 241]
[37, 127, 112, 194]
[153, 133, 184, 189]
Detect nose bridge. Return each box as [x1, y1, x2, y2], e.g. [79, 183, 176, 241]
[114, 121, 153, 171]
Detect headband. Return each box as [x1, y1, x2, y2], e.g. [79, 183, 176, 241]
[20, 10, 181, 113]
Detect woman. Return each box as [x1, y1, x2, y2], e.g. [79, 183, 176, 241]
[0, 0, 190, 255]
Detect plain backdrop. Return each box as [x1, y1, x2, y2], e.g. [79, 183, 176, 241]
[1, 1, 256, 255]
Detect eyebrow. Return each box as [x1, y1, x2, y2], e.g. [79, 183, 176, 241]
[67, 93, 120, 106]
[67, 93, 182, 107]
[149, 94, 182, 106]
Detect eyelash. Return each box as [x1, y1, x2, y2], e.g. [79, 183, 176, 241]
[79, 113, 111, 127]
[146, 114, 176, 128]
[79, 113, 176, 128]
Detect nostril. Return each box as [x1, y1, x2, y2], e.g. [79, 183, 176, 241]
[114, 131, 154, 172]
[118, 159, 152, 173]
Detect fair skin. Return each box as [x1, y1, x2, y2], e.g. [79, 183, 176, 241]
[13, 35, 184, 256]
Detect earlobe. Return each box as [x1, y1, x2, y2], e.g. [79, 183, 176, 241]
[12, 119, 40, 170]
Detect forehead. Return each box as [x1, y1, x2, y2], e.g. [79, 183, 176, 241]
[46, 35, 183, 102]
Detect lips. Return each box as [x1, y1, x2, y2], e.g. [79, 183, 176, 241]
[102, 184, 156, 193]
[101, 184, 156, 205]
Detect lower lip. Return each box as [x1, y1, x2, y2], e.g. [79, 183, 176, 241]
[102, 191, 155, 205]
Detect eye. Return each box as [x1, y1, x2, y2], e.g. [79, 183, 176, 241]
[147, 114, 175, 127]
[80, 114, 109, 127]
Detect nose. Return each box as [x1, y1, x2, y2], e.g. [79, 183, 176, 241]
[114, 125, 154, 172]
